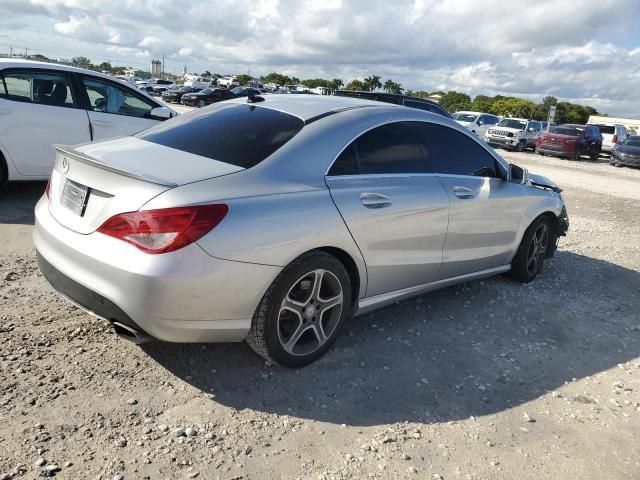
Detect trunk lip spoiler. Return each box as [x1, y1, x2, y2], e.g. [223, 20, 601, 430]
[54, 145, 178, 187]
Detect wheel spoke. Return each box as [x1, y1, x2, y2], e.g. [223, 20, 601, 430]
[281, 298, 305, 316]
[284, 323, 312, 352]
[311, 324, 328, 345]
[310, 270, 324, 303]
[319, 294, 342, 315]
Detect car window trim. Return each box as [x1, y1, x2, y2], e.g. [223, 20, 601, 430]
[78, 73, 161, 117]
[0, 67, 83, 110]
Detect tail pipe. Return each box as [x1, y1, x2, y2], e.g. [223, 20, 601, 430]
[112, 321, 153, 344]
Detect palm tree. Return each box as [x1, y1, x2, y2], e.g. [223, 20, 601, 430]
[363, 75, 382, 92]
[332, 78, 344, 90]
[383, 79, 394, 93]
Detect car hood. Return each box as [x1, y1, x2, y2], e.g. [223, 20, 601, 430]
[490, 126, 524, 134]
[456, 121, 474, 128]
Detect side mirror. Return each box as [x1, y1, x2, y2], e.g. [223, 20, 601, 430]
[477, 120, 483, 126]
[148, 106, 173, 120]
[528, 127, 536, 132]
[509, 163, 529, 184]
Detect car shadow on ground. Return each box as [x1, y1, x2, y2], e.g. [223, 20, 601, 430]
[143, 251, 640, 427]
[0, 181, 44, 225]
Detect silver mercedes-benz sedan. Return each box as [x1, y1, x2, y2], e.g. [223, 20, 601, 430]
[34, 94, 569, 367]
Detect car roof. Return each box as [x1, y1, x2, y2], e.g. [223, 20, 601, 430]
[455, 111, 483, 115]
[224, 94, 398, 122]
[0, 59, 130, 84]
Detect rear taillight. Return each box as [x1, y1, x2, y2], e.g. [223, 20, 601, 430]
[97, 204, 229, 254]
[45, 177, 51, 198]
[612, 134, 618, 144]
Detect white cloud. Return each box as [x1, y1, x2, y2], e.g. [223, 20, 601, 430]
[5, 0, 640, 116]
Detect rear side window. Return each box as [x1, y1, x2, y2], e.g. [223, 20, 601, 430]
[415, 123, 500, 177]
[592, 124, 615, 135]
[328, 122, 428, 176]
[0, 70, 76, 107]
[137, 104, 304, 169]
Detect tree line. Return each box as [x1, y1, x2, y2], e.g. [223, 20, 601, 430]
[63, 56, 602, 123]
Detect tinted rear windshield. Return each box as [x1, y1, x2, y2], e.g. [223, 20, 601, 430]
[550, 127, 584, 136]
[137, 104, 304, 169]
[592, 124, 615, 134]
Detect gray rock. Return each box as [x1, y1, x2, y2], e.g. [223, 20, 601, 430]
[172, 427, 185, 437]
[113, 473, 125, 480]
[126, 398, 138, 406]
[184, 427, 197, 437]
[35, 458, 46, 467]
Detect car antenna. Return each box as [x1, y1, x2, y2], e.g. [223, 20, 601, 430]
[247, 90, 265, 103]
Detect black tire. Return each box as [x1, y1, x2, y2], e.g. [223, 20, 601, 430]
[572, 147, 581, 161]
[0, 154, 8, 191]
[515, 141, 525, 152]
[197, 99, 205, 108]
[536, 148, 544, 156]
[246, 251, 352, 368]
[509, 216, 552, 283]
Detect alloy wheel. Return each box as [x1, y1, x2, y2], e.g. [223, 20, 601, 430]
[526, 223, 549, 276]
[277, 269, 343, 356]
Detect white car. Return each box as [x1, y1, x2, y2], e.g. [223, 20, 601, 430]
[452, 111, 500, 137]
[485, 118, 543, 152]
[0, 60, 176, 185]
[218, 76, 240, 88]
[588, 123, 628, 154]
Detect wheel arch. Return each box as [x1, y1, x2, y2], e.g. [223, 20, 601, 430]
[293, 246, 364, 312]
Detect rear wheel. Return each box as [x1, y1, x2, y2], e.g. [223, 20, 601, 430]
[247, 251, 352, 368]
[509, 216, 552, 283]
[572, 147, 581, 160]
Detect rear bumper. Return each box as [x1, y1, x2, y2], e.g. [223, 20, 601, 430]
[33, 196, 282, 343]
[536, 146, 574, 157]
[611, 153, 640, 166]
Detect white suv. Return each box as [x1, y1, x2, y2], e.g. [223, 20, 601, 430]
[0, 60, 176, 185]
[217, 76, 240, 88]
[588, 123, 628, 154]
[485, 118, 542, 152]
[452, 111, 500, 137]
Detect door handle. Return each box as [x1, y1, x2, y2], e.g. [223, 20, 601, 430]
[92, 120, 115, 127]
[453, 186, 475, 199]
[360, 192, 391, 208]
[0, 108, 11, 115]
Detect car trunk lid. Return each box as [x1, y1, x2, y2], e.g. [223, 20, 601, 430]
[47, 138, 243, 235]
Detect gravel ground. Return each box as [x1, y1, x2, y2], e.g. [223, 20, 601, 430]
[1, 150, 639, 480]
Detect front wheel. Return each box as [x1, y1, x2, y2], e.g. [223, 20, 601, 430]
[515, 141, 525, 152]
[197, 99, 206, 108]
[247, 251, 352, 368]
[509, 216, 552, 283]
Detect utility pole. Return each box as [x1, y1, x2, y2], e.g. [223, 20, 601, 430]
[25, 45, 29, 58]
[162, 55, 165, 80]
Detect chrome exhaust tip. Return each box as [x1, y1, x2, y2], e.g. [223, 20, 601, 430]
[112, 322, 153, 345]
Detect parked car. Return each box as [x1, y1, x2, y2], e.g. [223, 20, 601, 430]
[587, 123, 628, 154]
[0, 59, 176, 184]
[333, 90, 452, 118]
[34, 94, 568, 367]
[181, 87, 261, 107]
[535, 124, 602, 160]
[218, 76, 240, 88]
[540, 121, 556, 131]
[138, 79, 173, 95]
[151, 83, 178, 95]
[162, 85, 200, 104]
[610, 135, 640, 168]
[485, 118, 542, 151]
[452, 111, 500, 137]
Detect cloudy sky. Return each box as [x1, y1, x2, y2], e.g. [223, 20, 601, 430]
[2, 0, 639, 116]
